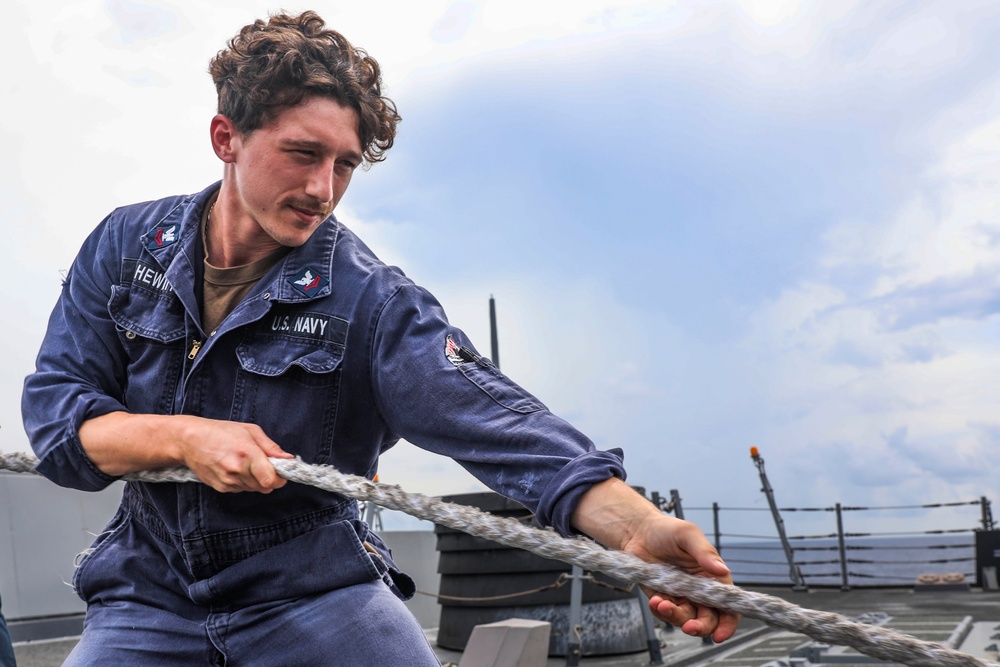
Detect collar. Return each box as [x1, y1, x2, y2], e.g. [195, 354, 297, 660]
[143, 182, 341, 306]
[272, 215, 339, 303]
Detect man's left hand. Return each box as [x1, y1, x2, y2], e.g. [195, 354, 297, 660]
[571, 478, 740, 643]
[622, 513, 739, 642]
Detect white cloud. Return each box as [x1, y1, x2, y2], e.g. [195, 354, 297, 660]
[823, 111, 1000, 300]
[735, 0, 811, 28]
[3, 0, 1000, 552]
[733, 107, 1000, 519]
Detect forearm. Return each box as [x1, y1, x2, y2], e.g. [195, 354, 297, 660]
[79, 411, 291, 493]
[78, 411, 189, 477]
[371, 284, 626, 533]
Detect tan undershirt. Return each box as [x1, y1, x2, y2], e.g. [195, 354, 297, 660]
[201, 195, 290, 334]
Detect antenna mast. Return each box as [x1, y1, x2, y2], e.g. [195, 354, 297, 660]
[489, 295, 500, 369]
[751, 447, 808, 591]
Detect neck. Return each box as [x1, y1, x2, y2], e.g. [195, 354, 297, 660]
[207, 186, 284, 268]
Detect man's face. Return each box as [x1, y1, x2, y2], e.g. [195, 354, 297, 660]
[226, 96, 363, 248]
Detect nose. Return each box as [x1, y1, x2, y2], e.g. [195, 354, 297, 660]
[304, 160, 335, 205]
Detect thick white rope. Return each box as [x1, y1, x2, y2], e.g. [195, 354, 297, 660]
[2, 451, 995, 667]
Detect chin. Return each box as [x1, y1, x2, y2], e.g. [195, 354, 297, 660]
[281, 229, 319, 248]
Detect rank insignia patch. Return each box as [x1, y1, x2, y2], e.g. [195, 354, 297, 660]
[146, 224, 179, 251]
[289, 268, 329, 296]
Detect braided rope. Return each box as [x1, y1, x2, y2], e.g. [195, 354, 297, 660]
[2, 452, 995, 667]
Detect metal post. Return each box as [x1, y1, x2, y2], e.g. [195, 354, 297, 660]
[651, 490, 663, 512]
[489, 295, 500, 369]
[982, 496, 995, 531]
[668, 488, 712, 646]
[712, 502, 721, 553]
[363, 500, 382, 531]
[750, 447, 807, 591]
[669, 489, 684, 520]
[566, 565, 584, 666]
[634, 585, 664, 665]
[835, 503, 850, 591]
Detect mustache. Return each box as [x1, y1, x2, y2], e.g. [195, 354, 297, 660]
[285, 197, 332, 218]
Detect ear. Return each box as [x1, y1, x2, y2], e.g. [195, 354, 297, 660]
[210, 114, 240, 163]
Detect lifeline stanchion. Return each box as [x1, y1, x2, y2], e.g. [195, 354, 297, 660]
[1, 451, 997, 667]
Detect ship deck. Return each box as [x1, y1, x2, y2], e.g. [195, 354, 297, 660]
[12, 585, 1000, 666]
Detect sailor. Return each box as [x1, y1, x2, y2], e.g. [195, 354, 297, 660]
[21, 11, 738, 664]
[0, 592, 14, 667]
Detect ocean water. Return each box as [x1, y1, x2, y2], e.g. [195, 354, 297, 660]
[721, 533, 978, 588]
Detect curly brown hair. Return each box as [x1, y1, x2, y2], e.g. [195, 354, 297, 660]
[209, 11, 400, 164]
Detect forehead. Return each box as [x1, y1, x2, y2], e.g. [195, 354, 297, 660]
[257, 97, 362, 150]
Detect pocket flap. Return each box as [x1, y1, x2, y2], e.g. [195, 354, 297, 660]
[236, 338, 343, 376]
[108, 284, 186, 342]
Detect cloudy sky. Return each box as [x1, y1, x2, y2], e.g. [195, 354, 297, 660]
[2, 0, 999, 538]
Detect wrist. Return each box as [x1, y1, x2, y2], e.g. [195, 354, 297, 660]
[571, 477, 662, 551]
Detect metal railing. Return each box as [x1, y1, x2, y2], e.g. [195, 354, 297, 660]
[655, 494, 994, 590]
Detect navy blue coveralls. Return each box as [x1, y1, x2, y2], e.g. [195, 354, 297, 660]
[22, 183, 626, 665]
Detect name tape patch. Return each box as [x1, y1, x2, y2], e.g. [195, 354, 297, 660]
[263, 308, 348, 345]
[121, 258, 173, 294]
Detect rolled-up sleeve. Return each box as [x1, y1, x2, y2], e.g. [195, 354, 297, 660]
[370, 283, 625, 536]
[22, 216, 128, 491]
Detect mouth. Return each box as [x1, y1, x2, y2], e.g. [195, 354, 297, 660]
[288, 205, 328, 224]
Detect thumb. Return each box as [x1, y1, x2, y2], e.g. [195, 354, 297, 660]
[674, 525, 731, 580]
[258, 438, 294, 459]
[703, 554, 731, 579]
[693, 547, 731, 581]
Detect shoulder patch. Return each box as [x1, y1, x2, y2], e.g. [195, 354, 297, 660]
[446, 334, 486, 367]
[289, 267, 329, 297]
[445, 334, 465, 365]
[146, 224, 179, 251]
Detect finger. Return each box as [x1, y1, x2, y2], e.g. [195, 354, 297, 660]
[214, 460, 262, 493]
[209, 469, 244, 493]
[674, 599, 699, 628]
[210, 478, 244, 494]
[682, 604, 720, 638]
[247, 455, 286, 491]
[649, 594, 697, 628]
[648, 595, 675, 624]
[713, 611, 741, 643]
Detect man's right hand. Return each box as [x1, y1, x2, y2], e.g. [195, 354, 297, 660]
[78, 412, 293, 493]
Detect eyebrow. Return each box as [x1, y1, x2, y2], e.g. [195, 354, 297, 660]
[283, 139, 363, 163]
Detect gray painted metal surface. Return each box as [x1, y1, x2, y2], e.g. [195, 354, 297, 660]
[0, 472, 121, 623]
[381, 529, 441, 629]
[0, 473, 442, 632]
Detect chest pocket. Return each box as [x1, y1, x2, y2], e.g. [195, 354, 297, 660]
[233, 333, 345, 464]
[108, 284, 187, 414]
